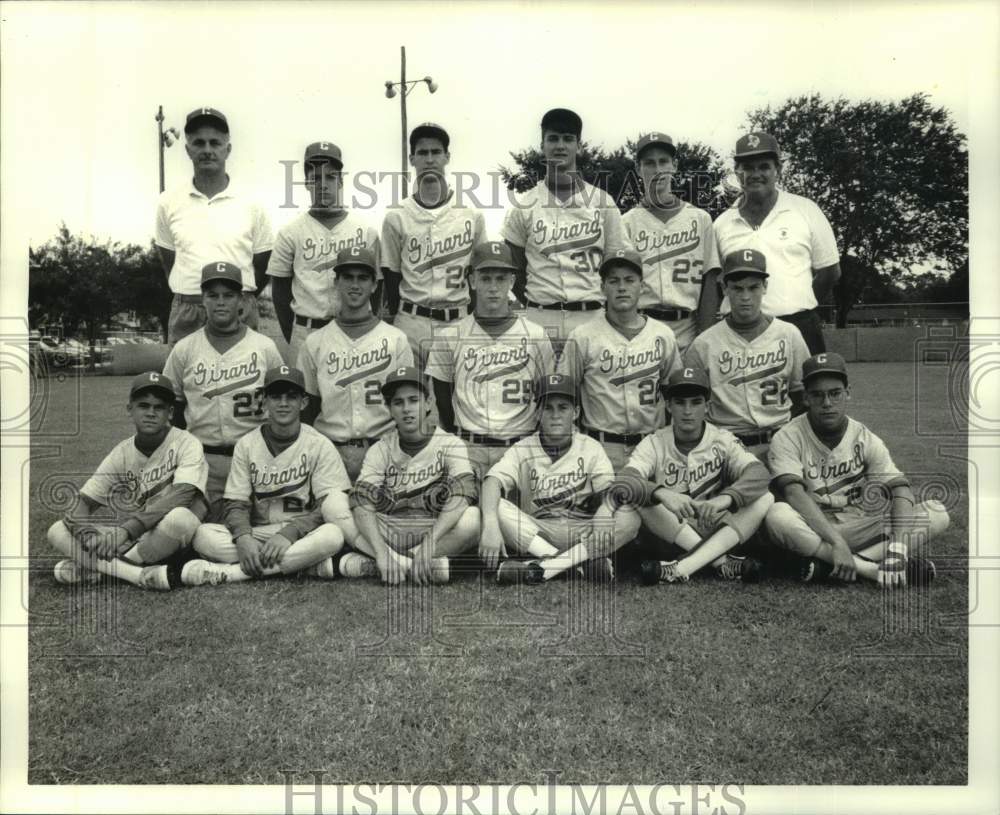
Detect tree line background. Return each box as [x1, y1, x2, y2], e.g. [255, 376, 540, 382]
[29, 93, 968, 342]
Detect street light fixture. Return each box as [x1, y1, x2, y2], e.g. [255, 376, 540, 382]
[155, 105, 180, 193]
[384, 47, 438, 198]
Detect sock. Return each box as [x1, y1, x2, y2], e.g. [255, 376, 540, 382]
[674, 524, 702, 552]
[540, 541, 591, 581]
[525, 535, 560, 557]
[122, 543, 145, 564]
[676, 526, 740, 578]
[83, 554, 144, 585]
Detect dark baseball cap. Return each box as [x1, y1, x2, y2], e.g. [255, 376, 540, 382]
[663, 367, 711, 399]
[200, 261, 244, 289]
[721, 249, 768, 282]
[263, 365, 306, 393]
[636, 132, 676, 159]
[184, 107, 229, 134]
[333, 246, 377, 276]
[536, 373, 577, 403]
[540, 108, 582, 138]
[802, 352, 849, 386]
[129, 372, 175, 402]
[304, 141, 343, 169]
[734, 132, 780, 161]
[471, 241, 517, 273]
[409, 122, 450, 153]
[599, 248, 644, 278]
[381, 365, 430, 401]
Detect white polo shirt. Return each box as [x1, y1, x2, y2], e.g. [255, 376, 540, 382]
[714, 190, 839, 316]
[155, 179, 274, 295]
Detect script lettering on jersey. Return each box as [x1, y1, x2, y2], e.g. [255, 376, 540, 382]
[632, 219, 700, 254]
[121, 448, 179, 500]
[385, 450, 446, 491]
[718, 340, 787, 377]
[599, 337, 667, 374]
[461, 338, 530, 372]
[326, 338, 390, 376]
[192, 352, 261, 387]
[529, 456, 587, 496]
[406, 220, 475, 267]
[250, 453, 310, 490]
[805, 442, 866, 482]
[660, 445, 725, 491]
[530, 210, 602, 246]
[301, 227, 366, 262]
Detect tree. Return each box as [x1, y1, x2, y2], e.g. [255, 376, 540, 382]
[746, 93, 968, 326]
[119, 241, 173, 342]
[499, 139, 727, 217]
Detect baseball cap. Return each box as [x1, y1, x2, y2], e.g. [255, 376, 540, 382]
[333, 246, 377, 276]
[802, 352, 849, 386]
[536, 373, 577, 403]
[721, 249, 769, 282]
[662, 367, 711, 399]
[200, 261, 244, 289]
[184, 107, 229, 134]
[599, 248, 644, 278]
[636, 132, 676, 159]
[540, 108, 582, 138]
[471, 241, 517, 273]
[734, 132, 780, 161]
[304, 141, 343, 169]
[409, 122, 450, 153]
[263, 365, 306, 393]
[381, 365, 430, 401]
[129, 371, 175, 402]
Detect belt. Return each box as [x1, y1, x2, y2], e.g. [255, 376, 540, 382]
[294, 314, 331, 329]
[456, 428, 523, 447]
[736, 429, 778, 446]
[401, 300, 467, 322]
[643, 306, 692, 322]
[203, 444, 235, 457]
[584, 427, 645, 446]
[335, 437, 379, 448]
[525, 299, 603, 312]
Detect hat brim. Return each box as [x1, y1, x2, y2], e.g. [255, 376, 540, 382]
[130, 384, 175, 403]
[536, 390, 576, 403]
[599, 259, 643, 278]
[264, 379, 306, 394]
[200, 275, 243, 290]
[721, 268, 769, 281]
[381, 379, 429, 401]
[663, 384, 711, 399]
[184, 115, 229, 134]
[305, 156, 344, 170]
[472, 263, 517, 273]
[734, 149, 779, 161]
[803, 369, 849, 386]
[636, 140, 677, 159]
[333, 262, 376, 275]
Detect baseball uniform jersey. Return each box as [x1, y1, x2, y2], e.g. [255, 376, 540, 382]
[559, 313, 681, 435]
[425, 314, 556, 438]
[381, 196, 486, 307]
[353, 426, 477, 517]
[622, 202, 720, 311]
[487, 431, 615, 519]
[768, 415, 909, 514]
[266, 211, 380, 319]
[81, 426, 208, 513]
[299, 320, 414, 441]
[684, 318, 810, 435]
[224, 423, 351, 526]
[500, 179, 630, 305]
[162, 328, 284, 446]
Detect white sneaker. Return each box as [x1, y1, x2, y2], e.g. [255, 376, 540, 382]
[180, 559, 231, 587]
[138, 564, 171, 591]
[308, 557, 337, 580]
[53, 559, 100, 585]
[431, 557, 450, 585]
[339, 552, 379, 578]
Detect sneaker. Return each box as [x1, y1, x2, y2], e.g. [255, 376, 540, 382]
[137, 564, 172, 591]
[496, 559, 544, 586]
[799, 557, 833, 583]
[338, 552, 379, 579]
[180, 559, 231, 587]
[53, 559, 101, 585]
[906, 557, 936, 588]
[582, 556, 614, 584]
[639, 559, 688, 585]
[714, 554, 763, 584]
[308, 557, 337, 580]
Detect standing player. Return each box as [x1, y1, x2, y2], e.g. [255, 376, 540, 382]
[558, 248, 681, 472]
[501, 108, 630, 349]
[714, 132, 840, 354]
[299, 246, 413, 481]
[182, 365, 356, 585]
[347, 366, 480, 585]
[426, 242, 556, 481]
[155, 107, 274, 343]
[684, 249, 809, 460]
[765, 353, 947, 587]
[47, 373, 207, 591]
[268, 141, 381, 363]
[381, 122, 487, 367]
[623, 132, 722, 353]
[163, 262, 284, 519]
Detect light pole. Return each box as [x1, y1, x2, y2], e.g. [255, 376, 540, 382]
[155, 105, 180, 193]
[384, 46, 438, 199]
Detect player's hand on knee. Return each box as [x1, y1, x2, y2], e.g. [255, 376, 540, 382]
[877, 541, 908, 589]
[830, 539, 856, 582]
[479, 521, 505, 571]
[380, 551, 408, 586]
[236, 534, 264, 577]
[410, 542, 434, 586]
[660, 491, 697, 522]
[695, 496, 731, 530]
[260, 534, 292, 569]
[95, 527, 129, 561]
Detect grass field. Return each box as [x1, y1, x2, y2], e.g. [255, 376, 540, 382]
[25, 363, 968, 785]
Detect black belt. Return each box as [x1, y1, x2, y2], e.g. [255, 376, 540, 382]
[584, 427, 645, 446]
[204, 444, 235, 457]
[456, 428, 523, 447]
[736, 429, 778, 446]
[294, 314, 331, 329]
[525, 299, 603, 312]
[401, 300, 467, 322]
[335, 437, 379, 448]
[643, 306, 692, 322]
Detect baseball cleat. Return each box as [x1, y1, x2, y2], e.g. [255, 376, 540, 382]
[906, 557, 936, 588]
[715, 554, 763, 583]
[338, 552, 379, 579]
[308, 557, 337, 580]
[799, 557, 833, 583]
[639, 559, 688, 585]
[137, 564, 172, 591]
[180, 559, 230, 587]
[581, 556, 614, 584]
[53, 560, 101, 585]
[496, 559, 544, 586]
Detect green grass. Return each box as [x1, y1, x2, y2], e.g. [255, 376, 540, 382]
[26, 363, 968, 785]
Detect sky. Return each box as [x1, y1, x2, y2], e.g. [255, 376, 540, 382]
[0, 0, 989, 251]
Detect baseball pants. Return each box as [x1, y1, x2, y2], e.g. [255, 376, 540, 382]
[466, 443, 514, 484]
[776, 308, 826, 356]
[393, 309, 465, 372]
[168, 293, 260, 344]
[204, 452, 234, 522]
[524, 306, 602, 358]
[366, 507, 480, 555]
[193, 521, 343, 573]
[334, 440, 375, 484]
[620, 492, 775, 548]
[496, 498, 637, 555]
[647, 314, 697, 355]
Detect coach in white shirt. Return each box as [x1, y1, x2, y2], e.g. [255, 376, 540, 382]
[714, 132, 840, 354]
[155, 107, 274, 343]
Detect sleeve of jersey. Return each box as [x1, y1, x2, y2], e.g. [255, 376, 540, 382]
[602, 202, 631, 255]
[589, 446, 616, 496]
[266, 227, 295, 278]
[264, 339, 285, 372]
[703, 215, 722, 270]
[223, 440, 253, 502]
[788, 327, 811, 392]
[424, 329, 454, 383]
[485, 446, 520, 494]
[662, 330, 683, 379]
[251, 204, 275, 253]
[172, 433, 209, 496]
[499, 196, 527, 247]
[608, 467, 660, 510]
[277, 506, 326, 544]
[767, 427, 806, 493]
[718, 442, 770, 509]
[380, 213, 402, 273]
[154, 196, 174, 250]
[472, 211, 488, 249]
[119, 483, 202, 541]
[350, 444, 389, 512]
[864, 430, 909, 490]
[311, 439, 352, 500]
[368, 230, 384, 280]
[444, 441, 478, 505]
[161, 346, 186, 402]
[223, 499, 253, 540]
[79, 446, 122, 506]
[805, 199, 840, 269]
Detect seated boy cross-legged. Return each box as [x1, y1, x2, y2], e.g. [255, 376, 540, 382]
[347, 366, 480, 585]
[184, 365, 357, 585]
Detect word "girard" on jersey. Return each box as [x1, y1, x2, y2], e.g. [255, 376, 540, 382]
[599, 337, 668, 374]
[384, 450, 446, 491]
[718, 340, 788, 376]
[461, 338, 530, 372]
[250, 453, 310, 490]
[301, 228, 366, 261]
[193, 353, 262, 387]
[123, 448, 179, 497]
[407, 221, 475, 264]
[529, 456, 587, 495]
[805, 443, 867, 481]
[631, 219, 701, 253]
[530, 211, 602, 245]
[325, 339, 391, 376]
[661, 446, 725, 490]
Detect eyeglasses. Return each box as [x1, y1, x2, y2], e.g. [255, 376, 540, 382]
[805, 388, 847, 403]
